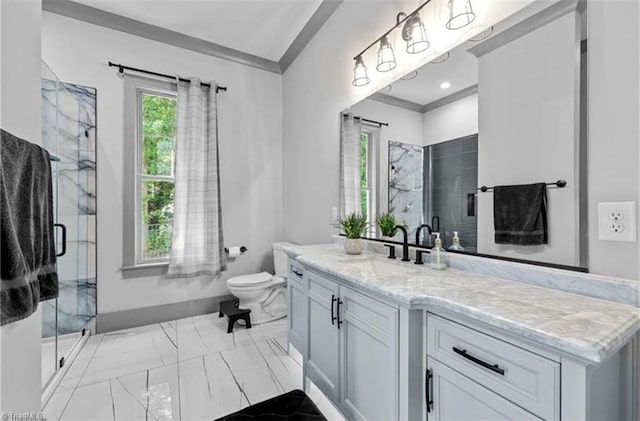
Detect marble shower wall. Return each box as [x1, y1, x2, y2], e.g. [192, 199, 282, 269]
[388, 141, 424, 237]
[42, 79, 97, 337]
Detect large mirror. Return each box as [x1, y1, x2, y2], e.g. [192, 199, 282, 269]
[341, 5, 587, 269]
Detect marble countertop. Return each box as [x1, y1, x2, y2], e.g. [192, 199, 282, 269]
[284, 244, 640, 364]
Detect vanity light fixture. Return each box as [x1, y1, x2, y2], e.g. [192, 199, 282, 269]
[376, 36, 397, 72]
[446, 0, 476, 30]
[378, 85, 393, 94]
[440, 81, 451, 89]
[401, 12, 430, 54]
[352, 56, 371, 86]
[352, 0, 479, 87]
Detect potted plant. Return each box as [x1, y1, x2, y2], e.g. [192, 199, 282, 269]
[335, 212, 368, 255]
[377, 212, 399, 240]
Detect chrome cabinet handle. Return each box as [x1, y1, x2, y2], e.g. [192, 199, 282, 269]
[452, 347, 505, 376]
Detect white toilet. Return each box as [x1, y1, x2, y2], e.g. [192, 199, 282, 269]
[226, 242, 293, 325]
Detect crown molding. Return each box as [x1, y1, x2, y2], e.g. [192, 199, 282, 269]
[43, 0, 342, 74]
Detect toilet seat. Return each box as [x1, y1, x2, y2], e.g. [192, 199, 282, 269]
[227, 272, 273, 288]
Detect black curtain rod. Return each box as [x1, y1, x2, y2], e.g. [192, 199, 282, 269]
[343, 113, 389, 127]
[108, 61, 227, 93]
[478, 180, 567, 192]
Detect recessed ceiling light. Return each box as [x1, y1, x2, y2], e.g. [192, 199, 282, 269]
[430, 52, 450, 64]
[469, 26, 494, 42]
[440, 81, 451, 89]
[400, 70, 418, 80]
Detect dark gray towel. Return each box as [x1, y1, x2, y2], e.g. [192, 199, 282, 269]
[1, 129, 58, 326]
[493, 183, 548, 246]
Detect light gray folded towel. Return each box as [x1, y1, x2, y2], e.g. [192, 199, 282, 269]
[1, 129, 59, 326]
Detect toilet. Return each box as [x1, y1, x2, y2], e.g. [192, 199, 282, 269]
[226, 242, 293, 325]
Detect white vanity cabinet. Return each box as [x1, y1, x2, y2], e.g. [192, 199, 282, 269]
[287, 260, 307, 354]
[288, 254, 639, 421]
[426, 313, 559, 420]
[305, 269, 399, 421]
[428, 358, 542, 420]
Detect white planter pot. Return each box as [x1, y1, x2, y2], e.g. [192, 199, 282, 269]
[344, 238, 364, 255]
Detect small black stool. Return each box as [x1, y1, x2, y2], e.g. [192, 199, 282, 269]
[219, 299, 252, 334]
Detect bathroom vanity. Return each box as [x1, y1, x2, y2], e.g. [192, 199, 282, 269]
[285, 244, 640, 421]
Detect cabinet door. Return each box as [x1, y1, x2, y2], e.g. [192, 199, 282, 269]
[306, 272, 340, 400]
[340, 286, 398, 421]
[428, 358, 541, 421]
[287, 262, 306, 354]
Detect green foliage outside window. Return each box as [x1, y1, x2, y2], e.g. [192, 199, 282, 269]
[360, 133, 368, 218]
[141, 94, 176, 258]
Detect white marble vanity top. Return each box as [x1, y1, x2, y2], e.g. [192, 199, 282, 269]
[284, 244, 640, 364]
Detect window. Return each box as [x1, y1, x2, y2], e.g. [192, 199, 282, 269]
[360, 131, 376, 234]
[123, 75, 179, 274]
[136, 90, 177, 263]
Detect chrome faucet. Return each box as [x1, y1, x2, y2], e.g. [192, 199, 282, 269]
[394, 225, 410, 262]
[415, 224, 433, 246]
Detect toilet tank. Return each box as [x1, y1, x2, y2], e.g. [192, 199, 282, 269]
[272, 242, 295, 277]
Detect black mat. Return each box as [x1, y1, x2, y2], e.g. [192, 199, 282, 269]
[214, 389, 327, 421]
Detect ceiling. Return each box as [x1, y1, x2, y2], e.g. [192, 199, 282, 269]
[386, 41, 478, 106]
[72, 0, 324, 61]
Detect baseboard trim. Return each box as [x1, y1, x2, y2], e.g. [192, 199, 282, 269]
[96, 294, 235, 333]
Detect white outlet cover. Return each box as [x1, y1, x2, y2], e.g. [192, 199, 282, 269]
[598, 202, 636, 242]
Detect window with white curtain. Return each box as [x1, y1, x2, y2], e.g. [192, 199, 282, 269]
[122, 75, 178, 274]
[135, 88, 177, 264]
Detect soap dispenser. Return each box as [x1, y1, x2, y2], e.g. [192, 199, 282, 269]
[430, 233, 447, 270]
[449, 231, 465, 251]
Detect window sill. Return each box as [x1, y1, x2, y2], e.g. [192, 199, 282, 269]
[121, 262, 169, 278]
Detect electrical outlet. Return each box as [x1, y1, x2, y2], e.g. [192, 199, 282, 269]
[331, 207, 338, 222]
[608, 211, 624, 221]
[598, 202, 636, 242]
[608, 222, 624, 233]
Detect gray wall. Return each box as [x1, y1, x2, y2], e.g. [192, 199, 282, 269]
[587, 0, 640, 279]
[475, 12, 581, 267]
[424, 135, 478, 252]
[0, 0, 44, 412]
[43, 12, 284, 315]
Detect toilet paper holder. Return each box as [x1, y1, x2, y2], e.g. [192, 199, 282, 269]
[225, 246, 247, 254]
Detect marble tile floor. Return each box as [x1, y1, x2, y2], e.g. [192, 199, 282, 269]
[43, 313, 346, 421]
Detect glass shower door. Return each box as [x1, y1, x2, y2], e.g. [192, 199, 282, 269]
[41, 61, 60, 388]
[41, 60, 97, 392]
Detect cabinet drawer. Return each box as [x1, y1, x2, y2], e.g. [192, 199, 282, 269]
[427, 314, 559, 420]
[289, 260, 304, 286]
[429, 358, 542, 420]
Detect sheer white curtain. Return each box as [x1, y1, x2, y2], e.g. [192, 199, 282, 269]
[167, 78, 227, 278]
[340, 113, 362, 217]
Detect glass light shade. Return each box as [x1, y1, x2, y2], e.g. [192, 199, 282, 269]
[376, 36, 397, 72]
[352, 56, 370, 87]
[405, 14, 430, 54]
[447, 0, 476, 30]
